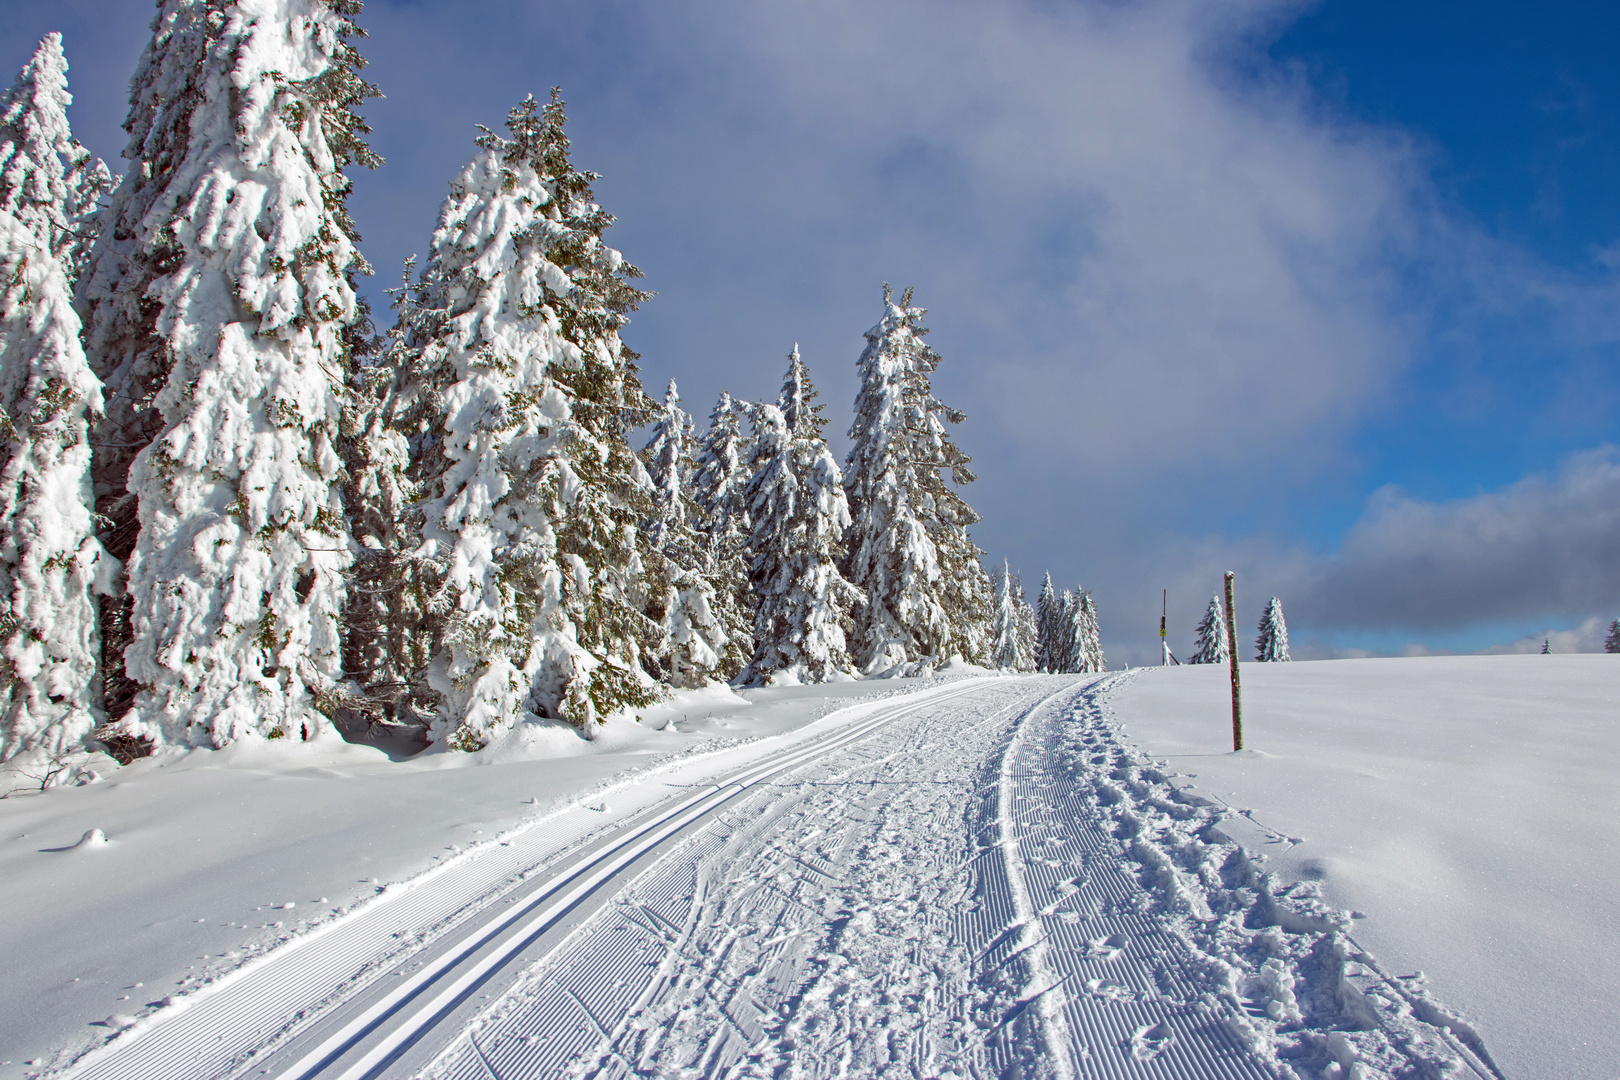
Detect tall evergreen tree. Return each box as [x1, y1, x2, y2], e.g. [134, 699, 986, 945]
[641, 380, 740, 686]
[843, 287, 991, 672]
[689, 390, 754, 677]
[691, 390, 752, 537]
[1077, 589, 1106, 673]
[0, 212, 109, 765]
[393, 93, 659, 747]
[1013, 575, 1039, 673]
[76, 0, 382, 749]
[990, 561, 1021, 670]
[1034, 572, 1061, 673]
[339, 261, 428, 730]
[989, 561, 1037, 671]
[0, 37, 111, 766]
[739, 348, 859, 685]
[1051, 588, 1079, 672]
[1605, 619, 1620, 655]
[1255, 596, 1290, 662]
[1191, 592, 1230, 665]
[0, 34, 111, 276]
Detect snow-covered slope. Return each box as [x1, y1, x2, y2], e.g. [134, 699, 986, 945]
[1112, 654, 1620, 1080]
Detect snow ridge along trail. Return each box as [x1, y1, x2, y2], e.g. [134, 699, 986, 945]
[427, 673, 1499, 1080]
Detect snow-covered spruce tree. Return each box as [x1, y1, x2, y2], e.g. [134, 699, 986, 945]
[1013, 575, 1038, 672]
[691, 390, 752, 536]
[689, 389, 755, 670]
[0, 211, 110, 766]
[1606, 620, 1620, 654]
[75, 0, 382, 749]
[1050, 588, 1078, 673]
[843, 287, 992, 673]
[1034, 572, 1061, 673]
[989, 561, 1020, 670]
[0, 36, 113, 767]
[689, 390, 754, 673]
[397, 92, 660, 748]
[640, 380, 742, 686]
[1078, 589, 1105, 672]
[1191, 592, 1230, 665]
[989, 560, 1037, 671]
[338, 261, 429, 730]
[0, 34, 112, 277]
[739, 349, 860, 685]
[1255, 596, 1289, 662]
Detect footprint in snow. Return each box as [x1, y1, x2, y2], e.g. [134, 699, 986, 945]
[1086, 933, 1130, 961]
[1129, 1021, 1174, 1061]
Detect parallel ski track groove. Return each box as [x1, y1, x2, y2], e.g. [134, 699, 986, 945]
[56, 680, 991, 1080]
[432, 676, 1076, 1079]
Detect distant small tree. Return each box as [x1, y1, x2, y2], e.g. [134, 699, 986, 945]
[1034, 573, 1060, 673]
[1077, 589, 1106, 673]
[1012, 574, 1038, 672]
[1606, 620, 1620, 654]
[1255, 597, 1290, 662]
[1191, 593, 1230, 665]
[989, 560, 1027, 671]
[1540, 639, 1551, 655]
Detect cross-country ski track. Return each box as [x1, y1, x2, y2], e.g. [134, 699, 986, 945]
[51, 674, 1497, 1080]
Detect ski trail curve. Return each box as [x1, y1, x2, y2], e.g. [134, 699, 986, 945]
[431, 672, 1501, 1080]
[47, 679, 992, 1080]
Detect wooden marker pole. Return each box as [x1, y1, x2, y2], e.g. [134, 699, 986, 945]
[1160, 588, 1168, 666]
[1223, 571, 1243, 751]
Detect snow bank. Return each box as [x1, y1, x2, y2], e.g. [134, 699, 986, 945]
[1110, 654, 1620, 1080]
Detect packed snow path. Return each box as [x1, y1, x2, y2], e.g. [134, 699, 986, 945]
[56, 675, 1496, 1080]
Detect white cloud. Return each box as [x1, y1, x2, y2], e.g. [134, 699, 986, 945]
[1295, 446, 1620, 629]
[1479, 615, 1611, 655]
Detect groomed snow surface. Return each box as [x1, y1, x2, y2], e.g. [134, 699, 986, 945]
[0, 656, 1613, 1078]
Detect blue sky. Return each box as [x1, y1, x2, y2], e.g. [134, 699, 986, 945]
[5, 0, 1619, 663]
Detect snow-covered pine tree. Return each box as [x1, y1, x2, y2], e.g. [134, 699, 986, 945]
[339, 261, 429, 730]
[689, 390, 754, 676]
[1012, 574, 1038, 672]
[640, 380, 740, 686]
[1255, 596, 1289, 662]
[1606, 620, 1620, 654]
[843, 286, 992, 673]
[0, 37, 112, 768]
[691, 390, 752, 536]
[989, 561, 1021, 670]
[76, 0, 382, 750]
[1191, 592, 1230, 665]
[1034, 572, 1061, 673]
[1077, 588, 1106, 673]
[1050, 588, 1079, 673]
[395, 92, 659, 748]
[739, 348, 860, 684]
[0, 211, 110, 766]
[0, 34, 112, 276]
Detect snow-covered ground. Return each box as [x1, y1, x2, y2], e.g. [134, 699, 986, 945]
[6, 656, 1608, 1078]
[1113, 653, 1620, 1080]
[0, 679, 933, 1078]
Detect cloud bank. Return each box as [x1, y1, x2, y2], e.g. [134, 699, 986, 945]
[3, 0, 1617, 662]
